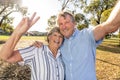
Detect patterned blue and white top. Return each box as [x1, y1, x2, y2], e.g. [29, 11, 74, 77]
[19, 45, 64, 80]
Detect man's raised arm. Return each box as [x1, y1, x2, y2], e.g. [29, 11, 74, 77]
[93, 0, 120, 41]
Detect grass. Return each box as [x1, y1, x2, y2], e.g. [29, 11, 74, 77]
[0, 35, 46, 40]
[96, 38, 120, 80]
[0, 36, 120, 80]
[0, 35, 47, 46]
[0, 35, 47, 80]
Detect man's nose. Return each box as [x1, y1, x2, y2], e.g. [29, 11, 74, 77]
[62, 24, 66, 29]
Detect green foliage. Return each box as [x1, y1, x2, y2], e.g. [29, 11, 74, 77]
[118, 32, 120, 46]
[0, 0, 27, 34]
[75, 13, 85, 22]
[83, 0, 117, 25]
[47, 15, 57, 31]
[101, 8, 112, 23]
[0, 35, 9, 40]
[75, 13, 88, 30]
[77, 24, 88, 30]
[58, 0, 118, 29]
[48, 15, 57, 26]
[119, 32, 120, 38]
[1, 23, 14, 35]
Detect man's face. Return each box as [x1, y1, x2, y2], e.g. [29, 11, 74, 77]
[57, 15, 75, 38]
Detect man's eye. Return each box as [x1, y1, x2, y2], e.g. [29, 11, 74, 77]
[53, 34, 57, 36]
[59, 23, 62, 26]
[66, 21, 69, 24]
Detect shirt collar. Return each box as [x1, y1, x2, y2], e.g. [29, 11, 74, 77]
[46, 45, 61, 59]
[65, 28, 79, 40]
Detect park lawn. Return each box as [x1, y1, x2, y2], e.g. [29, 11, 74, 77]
[0, 35, 46, 44]
[0, 35, 46, 41]
[96, 38, 120, 80]
[0, 36, 120, 80]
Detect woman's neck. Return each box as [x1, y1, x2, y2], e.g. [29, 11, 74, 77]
[48, 45, 58, 58]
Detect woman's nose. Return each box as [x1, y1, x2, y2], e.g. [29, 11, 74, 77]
[56, 36, 59, 40]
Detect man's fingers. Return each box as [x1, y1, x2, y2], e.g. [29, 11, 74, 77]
[36, 41, 43, 47]
[32, 41, 43, 48]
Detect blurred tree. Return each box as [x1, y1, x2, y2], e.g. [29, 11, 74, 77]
[49, 0, 118, 32]
[82, 0, 117, 26]
[58, 0, 118, 26]
[59, 0, 70, 11]
[58, 0, 81, 13]
[0, 0, 28, 34]
[46, 15, 57, 32]
[1, 23, 14, 35]
[100, 8, 112, 23]
[47, 0, 88, 30]
[101, 6, 120, 44]
[75, 13, 88, 30]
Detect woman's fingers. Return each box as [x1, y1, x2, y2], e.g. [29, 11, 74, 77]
[30, 12, 36, 21]
[30, 12, 40, 26]
[31, 17, 40, 26]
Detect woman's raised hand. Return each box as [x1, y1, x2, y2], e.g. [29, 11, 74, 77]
[15, 12, 40, 35]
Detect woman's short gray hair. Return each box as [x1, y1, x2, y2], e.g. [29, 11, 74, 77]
[47, 27, 64, 42]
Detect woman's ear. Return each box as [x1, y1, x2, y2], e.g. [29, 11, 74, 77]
[47, 35, 51, 43]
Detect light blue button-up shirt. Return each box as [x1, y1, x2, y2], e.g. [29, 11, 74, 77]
[60, 28, 102, 80]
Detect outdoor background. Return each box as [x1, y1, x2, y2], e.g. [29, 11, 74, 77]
[0, 0, 120, 80]
[0, 36, 120, 80]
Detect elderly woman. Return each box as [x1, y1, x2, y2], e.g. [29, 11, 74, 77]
[0, 13, 64, 80]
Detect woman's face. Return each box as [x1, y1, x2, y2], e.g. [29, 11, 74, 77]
[48, 32, 63, 49]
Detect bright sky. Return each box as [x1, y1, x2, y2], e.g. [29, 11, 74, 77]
[12, 0, 61, 32]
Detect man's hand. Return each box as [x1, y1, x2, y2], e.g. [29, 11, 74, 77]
[31, 41, 43, 48]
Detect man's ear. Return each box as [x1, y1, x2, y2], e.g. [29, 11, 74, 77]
[74, 22, 77, 25]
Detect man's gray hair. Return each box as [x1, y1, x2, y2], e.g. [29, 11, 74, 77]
[57, 11, 75, 23]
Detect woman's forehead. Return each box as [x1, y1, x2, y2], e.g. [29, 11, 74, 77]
[52, 32, 61, 35]
[52, 32, 63, 37]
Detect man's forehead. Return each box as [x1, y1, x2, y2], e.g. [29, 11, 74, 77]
[59, 15, 70, 20]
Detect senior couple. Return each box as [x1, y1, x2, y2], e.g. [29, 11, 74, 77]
[0, 0, 120, 80]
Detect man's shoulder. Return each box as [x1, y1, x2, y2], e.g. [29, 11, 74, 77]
[80, 28, 93, 32]
[77, 28, 93, 35]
